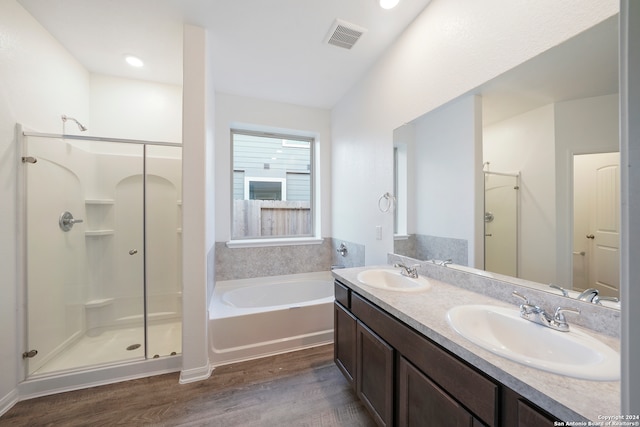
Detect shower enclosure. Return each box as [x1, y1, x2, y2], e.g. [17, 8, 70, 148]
[19, 126, 182, 377]
[484, 171, 520, 277]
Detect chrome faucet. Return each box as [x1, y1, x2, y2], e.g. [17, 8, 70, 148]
[512, 291, 580, 332]
[577, 288, 600, 303]
[429, 259, 452, 266]
[394, 262, 419, 279]
[576, 288, 620, 305]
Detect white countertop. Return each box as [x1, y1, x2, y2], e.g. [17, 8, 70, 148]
[333, 265, 621, 422]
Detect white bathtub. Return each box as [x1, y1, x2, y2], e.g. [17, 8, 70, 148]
[209, 271, 334, 366]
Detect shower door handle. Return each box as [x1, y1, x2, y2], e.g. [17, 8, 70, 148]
[129, 249, 138, 255]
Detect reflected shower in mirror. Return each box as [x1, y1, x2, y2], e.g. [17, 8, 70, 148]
[483, 169, 519, 277]
[393, 15, 620, 306]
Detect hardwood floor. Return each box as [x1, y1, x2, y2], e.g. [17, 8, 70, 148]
[1, 344, 375, 427]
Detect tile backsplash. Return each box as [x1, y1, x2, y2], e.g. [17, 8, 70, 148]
[394, 234, 468, 265]
[215, 238, 365, 281]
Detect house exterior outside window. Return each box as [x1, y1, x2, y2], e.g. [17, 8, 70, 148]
[231, 130, 314, 240]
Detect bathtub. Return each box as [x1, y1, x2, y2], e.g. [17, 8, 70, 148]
[209, 271, 334, 366]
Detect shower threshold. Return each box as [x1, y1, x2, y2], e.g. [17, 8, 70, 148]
[32, 320, 182, 375]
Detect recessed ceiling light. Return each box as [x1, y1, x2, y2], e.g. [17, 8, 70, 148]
[379, 0, 399, 9]
[125, 55, 144, 68]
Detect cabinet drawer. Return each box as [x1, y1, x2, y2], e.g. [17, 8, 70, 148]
[334, 280, 350, 308]
[351, 292, 498, 426]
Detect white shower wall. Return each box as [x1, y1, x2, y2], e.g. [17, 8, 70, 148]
[83, 143, 183, 325]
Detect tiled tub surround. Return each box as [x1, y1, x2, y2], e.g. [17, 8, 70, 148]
[331, 238, 365, 269]
[215, 238, 365, 281]
[333, 261, 620, 422]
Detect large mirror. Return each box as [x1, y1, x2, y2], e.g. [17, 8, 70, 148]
[393, 15, 620, 306]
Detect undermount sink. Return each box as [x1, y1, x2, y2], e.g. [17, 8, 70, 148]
[446, 305, 620, 381]
[357, 269, 431, 292]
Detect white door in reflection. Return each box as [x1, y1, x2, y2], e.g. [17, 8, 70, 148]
[573, 152, 620, 297]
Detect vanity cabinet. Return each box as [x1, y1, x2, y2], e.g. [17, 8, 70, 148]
[333, 280, 560, 427]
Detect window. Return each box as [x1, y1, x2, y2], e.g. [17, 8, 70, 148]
[244, 177, 285, 200]
[232, 130, 314, 240]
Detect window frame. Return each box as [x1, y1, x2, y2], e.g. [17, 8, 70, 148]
[229, 128, 318, 246]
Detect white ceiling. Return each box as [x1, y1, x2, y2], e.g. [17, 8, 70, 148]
[18, 0, 432, 109]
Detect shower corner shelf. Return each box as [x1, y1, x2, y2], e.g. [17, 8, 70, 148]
[85, 199, 115, 205]
[85, 230, 115, 236]
[85, 298, 115, 308]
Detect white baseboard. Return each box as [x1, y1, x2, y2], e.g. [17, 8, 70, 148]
[0, 389, 19, 418]
[179, 363, 212, 384]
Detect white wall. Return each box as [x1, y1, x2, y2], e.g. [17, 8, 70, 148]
[214, 93, 332, 242]
[331, 0, 618, 265]
[205, 31, 217, 302]
[90, 74, 182, 143]
[484, 104, 557, 283]
[554, 94, 619, 286]
[413, 95, 482, 266]
[0, 0, 91, 413]
[179, 24, 212, 384]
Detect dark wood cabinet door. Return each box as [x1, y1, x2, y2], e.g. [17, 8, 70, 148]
[357, 321, 394, 427]
[334, 302, 357, 387]
[398, 356, 476, 427]
[501, 385, 559, 426]
[516, 399, 558, 427]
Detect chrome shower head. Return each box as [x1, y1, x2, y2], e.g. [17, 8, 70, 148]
[61, 114, 87, 132]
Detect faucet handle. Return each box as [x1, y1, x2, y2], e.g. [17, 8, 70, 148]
[512, 290, 529, 304]
[553, 306, 580, 323]
[549, 284, 569, 297]
[593, 295, 620, 305]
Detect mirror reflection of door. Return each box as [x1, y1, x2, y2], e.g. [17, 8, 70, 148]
[484, 172, 519, 277]
[573, 152, 620, 297]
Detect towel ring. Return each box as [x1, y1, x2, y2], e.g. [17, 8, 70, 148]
[378, 192, 396, 213]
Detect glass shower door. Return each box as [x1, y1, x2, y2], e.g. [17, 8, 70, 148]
[145, 144, 183, 357]
[24, 135, 145, 375]
[484, 172, 519, 277]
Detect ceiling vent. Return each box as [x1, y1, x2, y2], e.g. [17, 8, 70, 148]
[324, 19, 367, 50]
